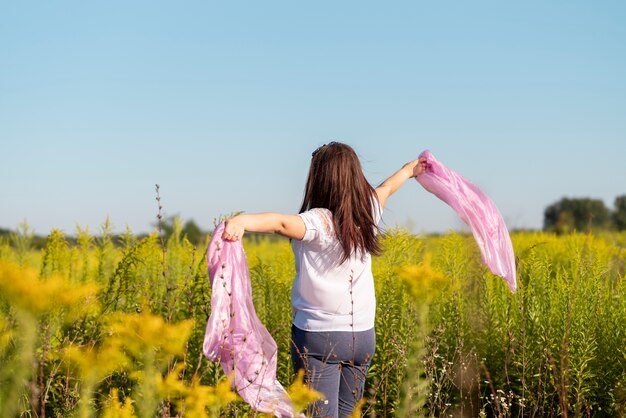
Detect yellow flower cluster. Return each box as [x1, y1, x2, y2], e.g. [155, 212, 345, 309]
[156, 364, 238, 418]
[106, 310, 194, 360]
[397, 252, 449, 302]
[0, 316, 12, 355]
[101, 389, 136, 418]
[0, 260, 99, 317]
[287, 369, 323, 414]
[63, 341, 130, 383]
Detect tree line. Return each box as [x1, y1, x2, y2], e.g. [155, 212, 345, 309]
[544, 195, 626, 234]
[3, 196, 626, 247]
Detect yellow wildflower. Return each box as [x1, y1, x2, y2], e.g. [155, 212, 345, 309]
[155, 363, 188, 399]
[62, 340, 129, 382]
[156, 366, 238, 418]
[101, 388, 136, 418]
[181, 375, 238, 417]
[0, 315, 13, 354]
[106, 310, 194, 360]
[0, 261, 99, 317]
[350, 398, 366, 418]
[287, 369, 323, 414]
[397, 252, 448, 302]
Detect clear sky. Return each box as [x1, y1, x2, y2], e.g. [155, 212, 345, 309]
[2, 1, 625, 236]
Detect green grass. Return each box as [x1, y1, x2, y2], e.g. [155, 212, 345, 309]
[0, 225, 624, 417]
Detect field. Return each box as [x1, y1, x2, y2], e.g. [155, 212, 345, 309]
[0, 222, 625, 417]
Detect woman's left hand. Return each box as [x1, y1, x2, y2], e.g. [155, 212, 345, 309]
[223, 216, 245, 241]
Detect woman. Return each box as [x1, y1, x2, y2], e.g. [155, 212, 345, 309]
[223, 142, 426, 418]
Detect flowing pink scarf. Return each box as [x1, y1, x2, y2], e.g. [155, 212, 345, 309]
[416, 150, 517, 292]
[202, 222, 297, 417]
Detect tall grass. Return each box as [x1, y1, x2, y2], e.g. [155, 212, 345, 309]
[0, 224, 624, 417]
[418, 231, 626, 417]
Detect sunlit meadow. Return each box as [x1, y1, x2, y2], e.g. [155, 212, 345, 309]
[0, 220, 624, 417]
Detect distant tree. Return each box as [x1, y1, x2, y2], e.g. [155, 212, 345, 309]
[154, 216, 206, 245]
[544, 197, 611, 234]
[182, 219, 203, 245]
[613, 195, 626, 231]
[155, 215, 176, 240]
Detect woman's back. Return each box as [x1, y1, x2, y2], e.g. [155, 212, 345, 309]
[291, 199, 382, 332]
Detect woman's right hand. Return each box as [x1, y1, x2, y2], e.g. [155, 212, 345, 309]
[403, 156, 428, 178]
[376, 156, 429, 209]
[414, 156, 429, 177]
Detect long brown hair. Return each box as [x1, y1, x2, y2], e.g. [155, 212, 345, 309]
[299, 142, 382, 262]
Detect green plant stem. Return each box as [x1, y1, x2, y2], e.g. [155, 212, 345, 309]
[1, 310, 37, 418]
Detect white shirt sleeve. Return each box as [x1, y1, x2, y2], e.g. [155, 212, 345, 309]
[297, 210, 319, 243]
[298, 197, 382, 244]
[297, 208, 335, 244]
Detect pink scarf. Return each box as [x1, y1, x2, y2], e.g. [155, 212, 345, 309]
[416, 150, 517, 292]
[202, 222, 296, 417]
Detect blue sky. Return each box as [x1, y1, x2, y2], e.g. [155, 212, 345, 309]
[2, 1, 625, 236]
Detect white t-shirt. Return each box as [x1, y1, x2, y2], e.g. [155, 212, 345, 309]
[290, 199, 383, 332]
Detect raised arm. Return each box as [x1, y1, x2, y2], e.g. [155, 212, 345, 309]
[375, 157, 427, 209]
[222, 212, 306, 241]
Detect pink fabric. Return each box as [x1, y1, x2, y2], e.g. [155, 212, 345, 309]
[416, 150, 517, 293]
[203, 222, 296, 417]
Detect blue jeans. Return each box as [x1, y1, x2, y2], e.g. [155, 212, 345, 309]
[290, 325, 376, 418]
